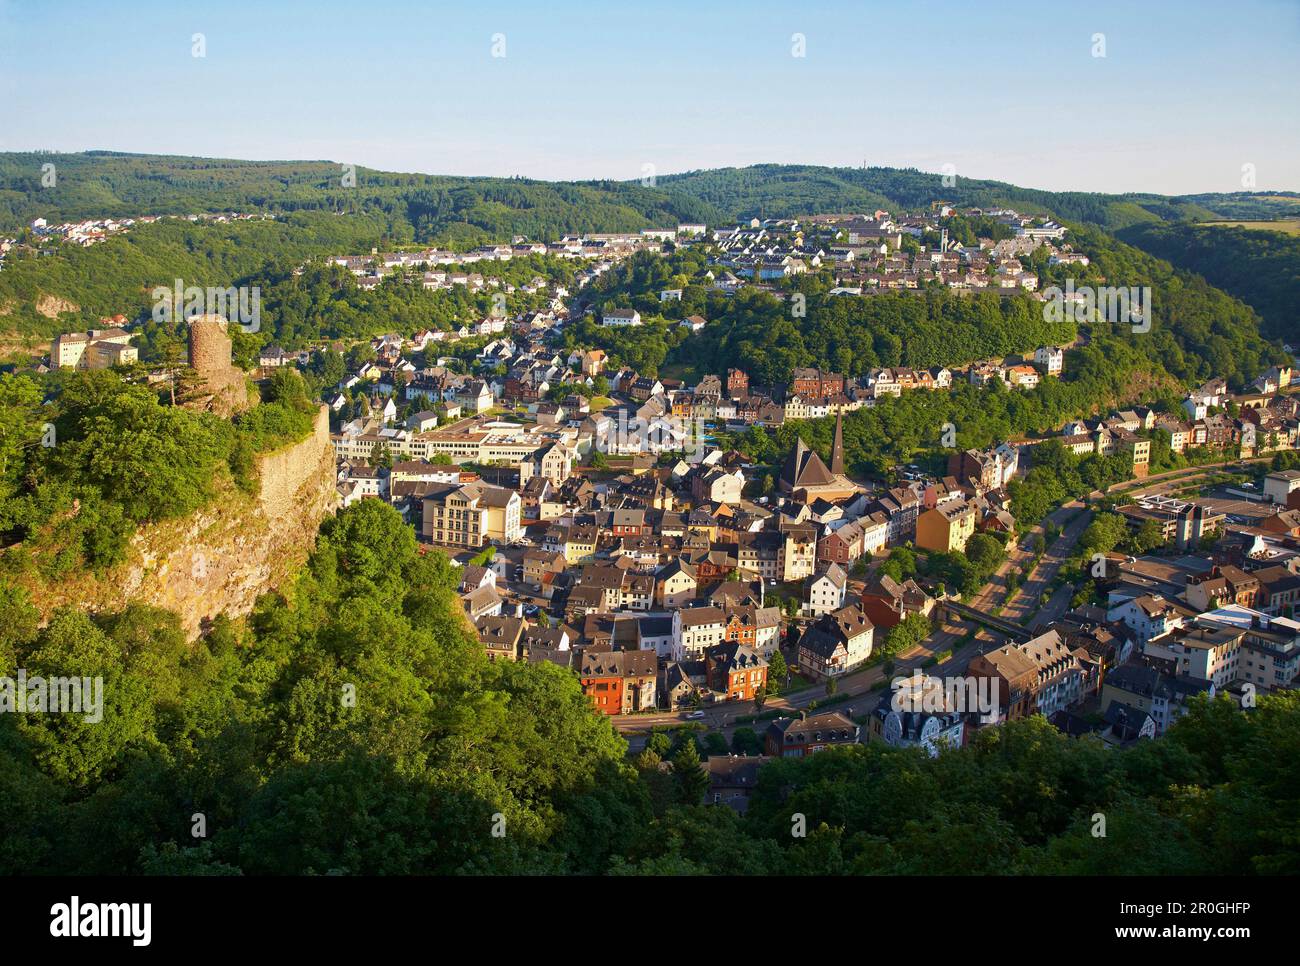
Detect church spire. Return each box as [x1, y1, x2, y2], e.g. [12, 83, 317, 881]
[830, 410, 845, 476]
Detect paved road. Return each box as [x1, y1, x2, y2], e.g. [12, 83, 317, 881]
[965, 500, 1082, 614]
[611, 610, 995, 736]
[1001, 506, 1093, 625]
[1033, 583, 1077, 631]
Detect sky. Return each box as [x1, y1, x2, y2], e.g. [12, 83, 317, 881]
[1, 0, 1298, 195]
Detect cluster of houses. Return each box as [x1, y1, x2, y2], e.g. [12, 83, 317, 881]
[325, 226, 702, 295]
[3, 212, 270, 270]
[859, 468, 1300, 764]
[700, 207, 1071, 295]
[48, 319, 138, 370]
[1047, 372, 1300, 476]
[710, 499, 1300, 808]
[554, 349, 1071, 455]
[329, 338, 1045, 717]
[970, 517, 1300, 734]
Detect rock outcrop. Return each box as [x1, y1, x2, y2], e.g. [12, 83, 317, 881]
[26, 405, 336, 638]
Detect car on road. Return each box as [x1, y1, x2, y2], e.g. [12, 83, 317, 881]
[685, 710, 706, 719]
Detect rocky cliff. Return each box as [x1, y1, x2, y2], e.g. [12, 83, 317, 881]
[28, 405, 337, 638]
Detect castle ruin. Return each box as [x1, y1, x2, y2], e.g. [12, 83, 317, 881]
[186, 314, 252, 416]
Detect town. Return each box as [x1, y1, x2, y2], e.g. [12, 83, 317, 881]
[39, 202, 1300, 804]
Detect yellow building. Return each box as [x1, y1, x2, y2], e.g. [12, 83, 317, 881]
[51, 328, 137, 370]
[563, 524, 599, 564]
[916, 501, 977, 553]
[422, 481, 521, 548]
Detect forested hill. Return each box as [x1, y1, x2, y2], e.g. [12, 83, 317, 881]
[4, 152, 1300, 237]
[1117, 222, 1300, 344]
[0, 151, 717, 241]
[0, 153, 1293, 379]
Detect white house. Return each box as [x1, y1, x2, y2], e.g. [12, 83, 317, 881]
[1034, 346, 1064, 377]
[1107, 594, 1188, 646]
[805, 563, 848, 617]
[671, 606, 726, 661]
[601, 308, 642, 327]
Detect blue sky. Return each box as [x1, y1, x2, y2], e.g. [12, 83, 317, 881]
[2, 0, 1297, 194]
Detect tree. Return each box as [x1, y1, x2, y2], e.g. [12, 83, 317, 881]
[768, 650, 789, 690]
[313, 347, 346, 387]
[672, 741, 709, 805]
[731, 727, 763, 756]
[1080, 513, 1128, 556]
[881, 612, 931, 658]
[1128, 519, 1165, 554]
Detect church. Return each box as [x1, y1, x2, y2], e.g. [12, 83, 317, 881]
[779, 411, 860, 503]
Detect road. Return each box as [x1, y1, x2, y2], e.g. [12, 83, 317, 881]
[612, 610, 996, 736]
[1000, 505, 1093, 625]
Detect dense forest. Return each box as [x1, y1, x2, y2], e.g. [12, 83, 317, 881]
[0, 498, 1295, 876]
[7, 153, 1297, 236]
[1119, 222, 1300, 343]
[0, 152, 716, 239]
[0, 213, 580, 349]
[0, 211, 408, 338]
[657, 164, 1300, 231]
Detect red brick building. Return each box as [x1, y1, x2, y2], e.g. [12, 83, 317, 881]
[727, 368, 750, 399]
[579, 650, 658, 715]
[790, 367, 846, 398]
[705, 642, 768, 701]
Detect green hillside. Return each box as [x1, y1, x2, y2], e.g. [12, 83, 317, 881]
[0, 151, 719, 239]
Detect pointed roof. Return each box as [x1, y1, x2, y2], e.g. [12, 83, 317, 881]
[831, 410, 845, 475]
[782, 437, 836, 489]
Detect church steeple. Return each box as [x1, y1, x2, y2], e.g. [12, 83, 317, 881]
[830, 410, 845, 476]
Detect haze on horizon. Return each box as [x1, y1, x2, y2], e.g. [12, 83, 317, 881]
[2, 0, 1298, 197]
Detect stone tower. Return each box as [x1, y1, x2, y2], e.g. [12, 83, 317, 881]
[188, 314, 233, 375]
[184, 314, 251, 416]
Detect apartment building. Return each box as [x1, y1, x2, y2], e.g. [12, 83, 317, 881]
[421, 481, 521, 548]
